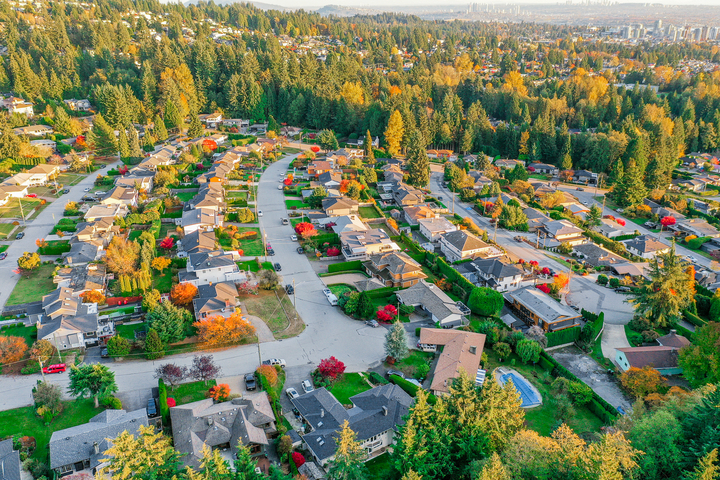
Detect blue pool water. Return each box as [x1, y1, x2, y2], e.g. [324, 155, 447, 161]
[499, 372, 541, 407]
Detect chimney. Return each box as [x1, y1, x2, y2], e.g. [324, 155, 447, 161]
[382, 406, 388, 416]
[93, 442, 99, 455]
[320, 409, 325, 418]
[670, 329, 677, 335]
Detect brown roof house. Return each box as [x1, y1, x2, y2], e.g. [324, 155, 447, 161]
[438, 230, 495, 263]
[615, 346, 683, 375]
[403, 205, 436, 225]
[504, 286, 581, 332]
[100, 186, 138, 207]
[417, 328, 486, 396]
[656, 330, 691, 349]
[170, 394, 275, 468]
[178, 230, 217, 257]
[322, 197, 359, 216]
[623, 235, 671, 259]
[363, 252, 427, 288]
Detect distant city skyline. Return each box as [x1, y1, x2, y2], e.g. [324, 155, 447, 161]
[244, 0, 720, 8]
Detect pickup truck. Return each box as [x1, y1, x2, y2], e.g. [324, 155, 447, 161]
[323, 288, 338, 306]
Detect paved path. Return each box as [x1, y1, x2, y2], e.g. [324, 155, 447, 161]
[0, 162, 119, 309]
[246, 314, 275, 343]
[601, 324, 632, 360]
[0, 153, 387, 411]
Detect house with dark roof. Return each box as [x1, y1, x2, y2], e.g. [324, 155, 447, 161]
[396, 280, 468, 327]
[392, 184, 424, 206]
[178, 251, 244, 286]
[53, 263, 108, 296]
[418, 328, 486, 396]
[623, 235, 671, 259]
[317, 172, 342, 189]
[572, 243, 625, 267]
[615, 346, 682, 375]
[362, 252, 427, 288]
[439, 230, 495, 263]
[192, 282, 239, 320]
[523, 207, 552, 232]
[179, 208, 223, 235]
[63, 242, 103, 266]
[528, 163, 559, 175]
[170, 395, 275, 468]
[540, 220, 586, 247]
[657, 330, 691, 349]
[504, 286, 581, 332]
[0, 438, 21, 480]
[673, 218, 720, 239]
[291, 385, 412, 465]
[49, 409, 148, 476]
[178, 230, 217, 257]
[470, 258, 524, 291]
[322, 197, 359, 216]
[494, 159, 525, 169]
[572, 170, 598, 185]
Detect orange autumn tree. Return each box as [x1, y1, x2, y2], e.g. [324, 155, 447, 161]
[207, 383, 231, 402]
[553, 273, 570, 293]
[256, 365, 278, 386]
[619, 366, 667, 400]
[170, 282, 198, 306]
[80, 290, 106, 305]
[193, 313, 255, 347]
[0, 336, 28, 364]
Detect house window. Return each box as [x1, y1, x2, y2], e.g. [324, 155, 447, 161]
[58, 465, 72, 474]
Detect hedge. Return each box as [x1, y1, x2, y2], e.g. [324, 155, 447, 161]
[388, 375, 437, 404]
[581, 309, 599, 322]
[367, 372, 389, 385]
[313, 233, 340, 245]
[365, 286, 403, 299]
[538, 350, 618, 422]
[328, 260, 363, 273]
[545, 326, 581, 348]
[686, 236, 712, 250]
[683, 310, 708, 328]
[149, 219, 162, 239]
[37, 241, 71, 255]
[158, 378, 170, 425]
[424, 251, 475, 301]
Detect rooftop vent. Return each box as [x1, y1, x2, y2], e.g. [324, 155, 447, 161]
[382, 406, 388, 416]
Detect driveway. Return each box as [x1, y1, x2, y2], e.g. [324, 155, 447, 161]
[0, 162, 120, 309]
[0, 153, 387, 411]
[321, 273, 369, 287]
[601, 324, 631, 360]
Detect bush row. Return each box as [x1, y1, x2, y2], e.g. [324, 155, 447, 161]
[388, 374, 437, 404]
[683, 310, 707, 328]
[158, 378, 170, 425]
[545, 326, 581, 348]
[328, 260, 363, 273]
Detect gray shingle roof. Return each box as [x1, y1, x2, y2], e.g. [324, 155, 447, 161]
[0, 439, 21, 480]
[504, 286, 579, 326]
[623, 235, 669, 254]
[471, 258, 524, 279]
[49, 409, 148, 469]
[181, 230, 217, 254]
[440, 230, 488, 252]
[396, 280, 463, 322]
[188, 251, 236, 270]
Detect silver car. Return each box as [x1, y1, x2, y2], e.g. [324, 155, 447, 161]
[286, 387, 300, 400]
[302, 380, 314, 394]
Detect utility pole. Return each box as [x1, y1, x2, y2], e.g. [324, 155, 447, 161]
[39, 358, 46, 381]
[19, 198, 25, 225]
[493, 221, 498, 243]
[292, 278, 296, 309]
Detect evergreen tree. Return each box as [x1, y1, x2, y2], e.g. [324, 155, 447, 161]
[187, 111, 204, 138]
[90, 113, 117, 156]
[357, 292, 374, 319]
[384, 320, 409, 360]
[233, 444, 263, 480]
[478, 376, 525, 451]
[54, 106, 73, 136]
[154, 114, 168, 142]
[364, 129, 376, 164]
[616, 160, 648, 207]
[406, 130, 430, 187]
[560, 153, 573, 171]
[478, 453, 510, 480]
[267, 115, 281, 135]
[685, 449, 719, 480]
[164, 100, 183, 132]
[318, 129, 339, 151]
[327, 420, 369, 480]
[118, 130, 131, 159]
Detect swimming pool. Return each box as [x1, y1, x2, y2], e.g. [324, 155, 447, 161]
[498, 371, 542, 408]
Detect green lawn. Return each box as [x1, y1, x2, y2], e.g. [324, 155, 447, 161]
[484, 349, 605, 436]
[243, 291, 292, 334]
[389, 350, 434, 379]
[0, 398, 103, 462]
[6, 264, 58, 306]
[56, 173, 86, 186]
[152, 268, 174, 293]
[285, 199, 306, 210]
[366, 453, 394, 480]
[169, 379, 217, 405]
[0, 197, 43, 219]
[0, 244, 8, 253]
[358, 206, 383, 219]
[237, 259, 274, 272]
[0, 223, 15, 238]
[328, 283, 357, 299]
[116, 322, 146, 341]
[329, 372, 373, 405]
[233, 227, 263, 256]
[176, 191, 197, 202]
[290, 216, 309, 227]
[0, 324, 37, 348]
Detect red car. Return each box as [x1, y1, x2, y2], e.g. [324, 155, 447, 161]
[42, 363, 66, 374]
[25, 193, 37, 198]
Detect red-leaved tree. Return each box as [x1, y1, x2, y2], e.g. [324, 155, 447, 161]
[159, 237, 175, 250]
[292, 452, 305, 468]
[661, 216, 676, 227]
[327, 247, 340, 257]
[166, 397, 176, 407]
[536, 283, 551, 294]
[376, 305, 398, 322]
[318, 356, 346, 380]
[208, 384, 231, 402]
[294, 222, 316, 236]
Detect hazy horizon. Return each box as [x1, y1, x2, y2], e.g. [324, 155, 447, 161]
[212, 0, 720, 8]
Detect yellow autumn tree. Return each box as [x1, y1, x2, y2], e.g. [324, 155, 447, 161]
[502, 71, 528, 96]
[98, 425, 178, 480]
[340, 81, 365, 105]
[384, 110, 405, 157]
[478, 453, 509, 480]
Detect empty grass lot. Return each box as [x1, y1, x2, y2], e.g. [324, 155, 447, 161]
[6, 263, 58, 305]
[0, 398, 103, 462]
[329, 372, 372, 405]
[242, 290, 304, 339]
[358, 206, 383, 219]
[0, 223, 15, 239]
[169, 379, 217, 405]
[0, 197, 43, 219]
[56, 173, 86, 186]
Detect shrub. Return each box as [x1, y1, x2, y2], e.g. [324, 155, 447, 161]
[493, 342, 511, 361]
[597, 274, 608, 285]
[101, 396, 123, 409]
[467, 287, 504, 316]
[256, 365, 278, 386]
[208, 384, 231, 402]
[292, 452, 305, 468]
[158, 378, 169, 424]
[400, 304, 415, 316]
[609, 277, 620, 288]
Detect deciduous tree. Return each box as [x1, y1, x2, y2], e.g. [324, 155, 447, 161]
[80, 289, 106, 304]
[106, 236, 140, 276]
[154, 363, 188, 387]
[207, 383, 231, 402]
[384, 110, 404, 157]
[679, 321, 720, 387]
[318, 356, 346, 380]
[17, 252, 40, 271]
[619, 366, 666, 399]
[193, 314, 255, 347]
[29, 340, 55, 365]
[151, 256, 171, 274]
[0, 336, 28, 364]
[170, 282, 198, 305]
[98, 425, 183, 480]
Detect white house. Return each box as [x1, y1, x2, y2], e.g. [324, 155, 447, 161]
[623, 235, 671, 259]
[439, 230, 495, 263]
[178, 251, 245, 286]
[418, 217, 458, 242]
[179, 208, 223, 235]
[470, 258, 524, 291]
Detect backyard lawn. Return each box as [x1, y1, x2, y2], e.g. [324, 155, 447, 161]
[0, 398, 103, 462]
[388, 350, 434, 379]
[290, 215, 309, 227]
[217, 227, 263, 256]
[242, 290, 304, 338]
[285, 199, 306, 210]
[483, 349, 604, 436]
[175, 191, 198, 202]
[0, 197, 43, 219]
[56, 173, 86, 186]
[328, 372, 372, 405]
[358, 206, 383, 219]
[236, 260, 274, 272]
[116, 322, 146, 341]
[0, 324, 37, 347]
[169, 379, 217, 405]
[6, 264, 58, 305]
[152, 267, 174, 293]
[366, 453, 394, 480]
[0, 223, 15, 239]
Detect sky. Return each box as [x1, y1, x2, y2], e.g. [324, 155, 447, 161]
[249, 0, 720, 7]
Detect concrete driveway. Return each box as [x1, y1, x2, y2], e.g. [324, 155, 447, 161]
[0, 153, 387, 411]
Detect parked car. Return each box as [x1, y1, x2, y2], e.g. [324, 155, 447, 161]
[62, 189, 70, 194]
[244, 373, 257, 391]
[147, 398, 158, 418]
[365, 319, 380, 328]
[101, 348, 109, 358]
[263, 358, 286, 368]
[15, 232, 24, 240]
[297, 247, 304, 254]
[282, 218, 289, 225]
[617, 406, 627, 415]
[615, 286, 632, 293]
[644, 221, 657, 229]
[576, 187, 584, 191]
[386, 370, 405, 379]
[25, 193, 37, 198]
[274, 263, 282, 271]
[0, 253, 6, 261]
[323, 288, 338, 306]
[42, 364, 66, 374]
[278, 184, 283, 190]
[286, 387, 300, 400]
[437, 196, 443, 201]
[258, 210, 263, 217]
[290, 235, 298, 241]
[285, 284, 294, 295]
[267, 248, 275, 256]
[301, 380, 314, 394]
[83, 187, 91, 192]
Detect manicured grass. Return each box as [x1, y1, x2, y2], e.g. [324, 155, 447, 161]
[328, 283, 357, 299]
[116, 322, 146, 341]
[176, 191, 197, 202]
[0, 223, 15, 238]
[285, 199, 306, 210]
[6, 264, 58, 306]
[152, 268, 174, 293]
[56, 173, 86, 186]
[0, 398, 104, 462]
[0, 197, 43, 219]
[358, 206, 383, 219]
[237, 259, 274, 272]
[484, 349, 604, 436]
[329, 372, 372, 405]
[0, 244, 8, 253]
[169, 379, 217, 405]
[290, 216, 308, 227]
[366, 453, 394, 480]
[227, 191, 248, 199]
[128, 230, 143, 241]
[218, 227, 263, 256]
[0, 324, 37, 347]
[389, 350, 434, 379]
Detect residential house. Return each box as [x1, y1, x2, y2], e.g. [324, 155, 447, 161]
[439, 230, 495, 263]
[308, 160, 334, 176]
[2, 171, 49, 187]
[317, 172, 342, 189]
[362, 252, 427, 288]
[672, 178, 705, 192]
[178, 250, 244, 286]
[291, 385, 412, 465]
[418, 217, 458, 242]
[178, 230, 217, 257]
[396, 280, 468, 327]
[222, 119, 249, 129]
[170, 395, 275, 467]
[468, 172, 493, 190]
[319, 215, 368, 234]
[0, 184, 29, 199]
[643, 199, 686, 220]
[504, 286, 581, 332]
[84, 204, 129, 222]
[199, 112, 223, 128]
[53, 264, 108, 297]
[114, 173, 154, 192]
[470, 258, 524, 291]
[49, 409, 148, 476]
[196, 163, 232, 184]
[523, 207, 552, 232]
[572, 243, 626, 267]
[31, 288, 113, 350]
[1, 97, 33, 116]
[0, 438, 21, 480]
[192, 282, 239, 320]
[30, 139, 57, 150]
[657, 330, 691, 349]
[180, 208, 223, 235]
[63, 242, 103, 266]
[100, 186, 138, 207]
[689, 198, 718, 215]
[572, 170, 598, 184]
[565, 203, 590, 219]
[494, 159, 525, 169]
[541, 220, 586, 246]
[392, 184, 424, 206]
[73, 218, 116, 248]
[383, 165, 405, 183]
[63, 98, 92, 111]
[597, 218, 634, 238]
[332, 147, 363, 159]
[187, 190, 225, 213]
[528, 163, 559, 175]
[322, 197, 359, 216]
[13, 125, 53, 136]
[417, 328, 486, 396]
[403, 205, 437, 225]
[615, 346, 682, 375]
[339, 229, 399, 260]
[623, 235, 671, 259]
[673, 218, 720, 238]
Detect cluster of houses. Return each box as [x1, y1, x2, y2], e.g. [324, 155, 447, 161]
[0, 163, 62, 206]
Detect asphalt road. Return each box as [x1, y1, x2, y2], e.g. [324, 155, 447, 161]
[0, 163, 120, 310]
[0, 153, 386, 411]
